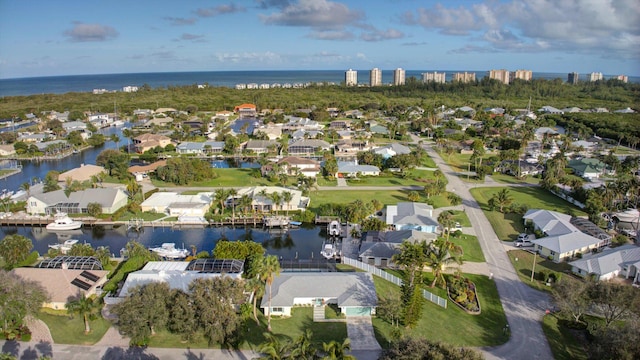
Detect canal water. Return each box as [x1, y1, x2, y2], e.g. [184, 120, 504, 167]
[1, 224, 330, 260]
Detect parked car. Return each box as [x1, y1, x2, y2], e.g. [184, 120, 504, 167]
[515, 233, 533, 247]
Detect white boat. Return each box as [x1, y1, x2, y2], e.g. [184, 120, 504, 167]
[10, 190, 26, 200]
[149, 243, 190, 259]
[46, 213, 83, 231]
[613, 209, 640, 223]
[328, 220, 341, 237]
[320, 243, 336, 259]
[48, 239, 79, 254]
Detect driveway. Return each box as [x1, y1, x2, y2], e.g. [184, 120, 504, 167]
[423, 144, 554, 360]
[346, 316, 381, 359]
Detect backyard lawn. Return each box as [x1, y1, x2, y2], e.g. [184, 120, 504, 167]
[309, 190, 452, 212]
[372, 273, 508, 347]
[152, 168, 276, 188]
[37, 309, 111, 345]
[542, 314, 588, 360]
[470, 186, 587, 241]
[346, 169, 435, 187]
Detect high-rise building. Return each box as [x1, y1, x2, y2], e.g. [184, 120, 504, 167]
[452, 72, 476, 83]
[345, 69, 357, 86]
[616, 74, 629, 83]
[422, 71, 446, 84]
[511, 69, 533, 81]
[567, 72, 579, 84]
[589, 72, 603, 82]
[370, 68, 382, 87]
[488, 69, 510, 84]
[393, 68, 405, 86]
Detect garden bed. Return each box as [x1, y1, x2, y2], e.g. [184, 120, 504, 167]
[447, 275, 481, 314]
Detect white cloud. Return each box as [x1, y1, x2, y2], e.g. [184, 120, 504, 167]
[215, 51, 283, 64]
[361, 28, 404, 42]
[308, 30, 355, 40]
[260, 0, 364, 30]
[164, 17, 197, 26]
[405, 0, 640, 59]
[196, 4, 245, 17]
[64, 23, 118, 42]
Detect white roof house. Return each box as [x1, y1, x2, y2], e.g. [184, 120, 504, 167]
[336, 161, 380, 177]
[140, 192, 213, 216]
[386, 202, 438, 233]
[233, 186, 309, 212]
[113, 259, 244, 302]
[570, 245, 640, 283]
[372, 143, 411, 159]
[524, 209, 607, 262]
[261, 272, 377, 317]
[26, 188, 128, 215]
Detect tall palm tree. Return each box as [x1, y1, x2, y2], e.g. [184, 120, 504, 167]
[228, 188, 238, 219]
[66, 294, 100, 334]
[258, 332, 291, 360]
[20, 182, 30, 198]
[260, 255, 281, 332]
[214, 188, 229, 213]
[269, 192, 281, 214]
[427, 239, 463, 288]
[437, 211, 456, 242]
[239, 194, 254, 215]
[291, 329, 317, 360]
[246, 276, 265, 325]
[281, 191, 293, 216]
[258, 188, 268, 213]
[321, 338, 355, 360]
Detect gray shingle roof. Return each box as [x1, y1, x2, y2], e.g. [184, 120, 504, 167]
[570, 245, 640, 276]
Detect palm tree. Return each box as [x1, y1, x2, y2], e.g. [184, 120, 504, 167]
[246, 276, 265, 325]
[214, 188, 229, 213]
[281, 191, 293, 216]
[258, 188, 269, 213]
[258, 332, 291, 360]
[493, 188, 513, 213]
[437, 211, 456, 242]
[260, 255, 281, 332]
[321, 338, 355, 360]
[228, 188, 238, 219]
[20, 182, 30, 198]
[239, 194, 254, 216]
[291, 329, 317, 360]
[269, 192, 281, 214]
[391, 241, 429, 289]
[66, 294, 100, 334]
[427, 239, 463, 288]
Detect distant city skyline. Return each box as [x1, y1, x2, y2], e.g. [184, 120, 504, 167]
[0, 0, 638, 79]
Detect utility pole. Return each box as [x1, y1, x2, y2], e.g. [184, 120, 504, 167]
[530, 251, 537, 282]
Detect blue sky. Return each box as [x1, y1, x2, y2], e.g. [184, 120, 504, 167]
[0, 0, 638, 79]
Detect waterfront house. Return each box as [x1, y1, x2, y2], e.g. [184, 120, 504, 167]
[11, 264, 108, 310]
[253, 125, 283, 140]
[534, 127, 559, 140]
[244, 140, 278, 154]
[142, 117, 174, 128]
[0, 144, 16, 156]
[335, 140, 372, 154]
[26, 188, 128, 215]
[234, 103, 257, 118]
[385, 202, 439, 233]
[569, 244, 640, 283]
[133, 133, 172, 153]
[140, 192, 213, 217]
[58, 164, 106, 184]
[109, 259, 244, 304]
[277, 156, 321, 177]
[127, 160, 167, 178]
[261, 272, 377, 317]
[288, 139, 331, 155]
[359, 230, 437, 266]
[62, 121, 91, 140]
[232, 186, 309, 212]
[176, 141, 224, 155]
[18, 133, 48, 143]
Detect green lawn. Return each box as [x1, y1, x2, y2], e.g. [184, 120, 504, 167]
[489, 173, 541, 185]
[152, 168, 275, 188]
[346, 169, 436, 187]
[316, 176, 337, 186]
[542, 315, 588, 360]
[309, 190, 452, 212]
[145, 306, 347, 351]
[470, 186, 586, 241]
[507, 250, 571, 292]
[450, 234, 486, 263]
[37, 309, 111, 345]
[448, 210, 471, 227]
[372, 273, 508, 347]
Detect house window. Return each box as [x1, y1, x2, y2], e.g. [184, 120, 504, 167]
[272, 307, 283, 313]
[550, 251, 556, 256]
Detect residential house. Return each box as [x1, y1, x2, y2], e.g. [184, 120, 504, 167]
[18, 133, 48, 143]
[88, 113, 113, 127]
[335, 140, 372, 154]
[569, 244, 640, 283]
[373, 143, 411, 159]
[109, 259, 244, 303]
[538, 106, 564, 114]
[336, 161, 380, 178]
[359, 230, 437, 266]
[330, 120, 351, 130]
[176, 141, 224, 155]
[133, 133, 172, 153]
[142, 117, 174, 129]
[140, 192, 213, 217]
[232, 186, 309, 212]
[261, 272, 377, 317]
[277, 156, 321, 177]
[283, 117, 323, 132]
[253, 125, 283, 140]
[524, 209, 607, 262]
[244, 140, 278, 154]
[0, 144, 16, 156]
[369, 124, 389, 136]
[62, 121, 91, 140]
[11, 263, 108, 310]
[290, 129, 323, 140]
[385, 202, 439, 233]
[534, 127, 559, 140]
[128, 160, 167, 179]
[58, 164, 106, 183]
[344, 110, 364, 119]
[234, 103, 257, 118]
[288, 139, 331, 155]
[568, 158, 608, 181]
[26, 188, 128, 215]
[495, 160, 544, 177]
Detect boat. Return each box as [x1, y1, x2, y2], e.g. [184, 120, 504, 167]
[48, 239, 79, 254]
[46, 213, 83, 231]
[613, 209, 640, 223]
[149, 243, 189, 259]
[10, 190, 26, 200]
[289, 221, 302, 227]
[320, 243, 336, 259]
[327, 220, 341, 237]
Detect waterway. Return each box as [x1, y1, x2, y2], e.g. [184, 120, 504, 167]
[0, 223, 331, 260]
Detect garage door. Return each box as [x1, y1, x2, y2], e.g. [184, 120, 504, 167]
[345, 307, 371, 316]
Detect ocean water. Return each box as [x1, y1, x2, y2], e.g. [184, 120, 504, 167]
[1, 70, 637, 97]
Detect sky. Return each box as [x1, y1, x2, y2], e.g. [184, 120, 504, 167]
[0, 0, 638, 79]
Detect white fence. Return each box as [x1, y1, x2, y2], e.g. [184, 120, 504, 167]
[342, 257, 447, 308]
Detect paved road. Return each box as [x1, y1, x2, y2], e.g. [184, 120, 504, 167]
[423, 144, 553, 360]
